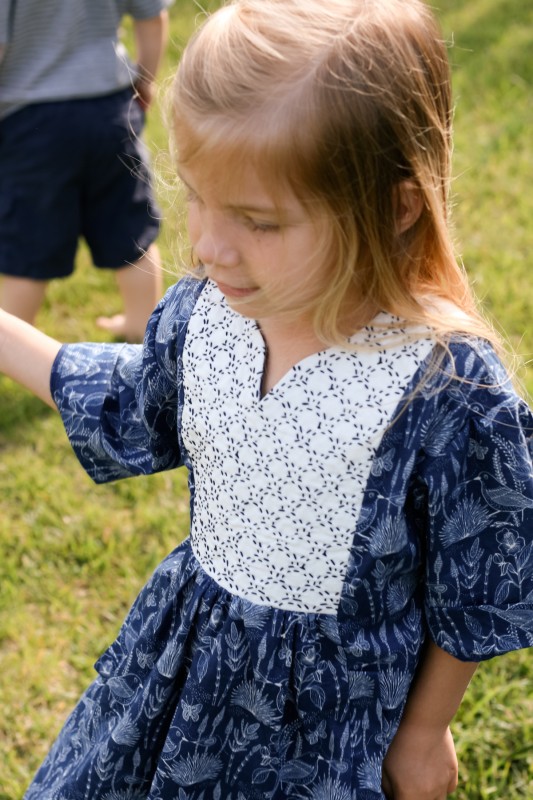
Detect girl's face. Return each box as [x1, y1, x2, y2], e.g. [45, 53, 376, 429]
[179, 160, 329, 330]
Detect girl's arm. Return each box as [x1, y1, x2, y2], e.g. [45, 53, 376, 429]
[0, 309, 61, 408]
[382, 640, 478, 800]
[133, 10, 169, 110]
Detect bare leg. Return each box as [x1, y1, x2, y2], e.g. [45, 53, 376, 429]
[96, 244, 163, 343]
[0, 275, 48, 325]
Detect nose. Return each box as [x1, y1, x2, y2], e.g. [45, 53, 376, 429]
[193, 212, 240, 270]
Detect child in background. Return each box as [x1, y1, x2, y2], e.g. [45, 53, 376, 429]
[0, 0, 172, 341]
[1, 0, 532, 798]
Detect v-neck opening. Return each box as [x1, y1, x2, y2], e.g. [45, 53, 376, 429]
[248, 318, 336, 403]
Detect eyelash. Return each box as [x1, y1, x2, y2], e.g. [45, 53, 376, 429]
[244, 218, 280, 234]
[183, 188, 279, 234]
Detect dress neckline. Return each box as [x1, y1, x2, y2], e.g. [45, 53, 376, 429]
[248, 321, 337, 401]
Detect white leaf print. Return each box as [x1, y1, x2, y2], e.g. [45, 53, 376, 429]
[378, 670, 411, 709]
[440, 497, 492, 548]
[231, 681, 281, 727]
[357, 755, 383, 792]
[157, 640, 183, 678]
[106, 675, 141, 704]
[170, 752, 223, 786]
[368, 514, 408, 557]
[307, 777, 354, 799]
[279, 758, 317, 783]
[111, 713, 141, 747]
[348, 672, 374, 700]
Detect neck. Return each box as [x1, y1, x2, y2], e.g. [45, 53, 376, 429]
[257, 316, 325, 396]
[258, 314, 322, 350]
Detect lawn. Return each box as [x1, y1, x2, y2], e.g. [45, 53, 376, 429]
[0, 1, 531, 797]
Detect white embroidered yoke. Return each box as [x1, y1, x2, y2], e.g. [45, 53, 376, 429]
[182, 282, 434, 613]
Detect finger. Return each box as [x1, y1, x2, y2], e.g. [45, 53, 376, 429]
[134, 93, 149, 112]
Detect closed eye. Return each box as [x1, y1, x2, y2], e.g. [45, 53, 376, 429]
[242, 216, 280, 234]
[178, 174, 201, 206]
[184, 188, 201, 205]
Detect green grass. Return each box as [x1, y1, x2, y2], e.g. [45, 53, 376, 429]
[439, 0, 533, 389]
[0, 1, 532, 797]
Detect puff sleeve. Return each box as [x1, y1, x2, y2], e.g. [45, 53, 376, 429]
[415, 341, 533, 661]
[50, 277, 204, 484]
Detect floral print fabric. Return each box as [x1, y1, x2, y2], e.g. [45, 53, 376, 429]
[25, 277, 533, 799]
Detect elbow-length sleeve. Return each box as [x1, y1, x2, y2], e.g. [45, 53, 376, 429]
[50, 277, 204, 484]
[416, 340, 533, 661]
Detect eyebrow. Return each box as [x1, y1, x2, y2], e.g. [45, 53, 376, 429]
[177, 171, 287, 217]
[229, 202, 281, 215]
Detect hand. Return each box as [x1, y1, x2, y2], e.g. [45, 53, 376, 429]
[134, 76, 154, 111]
[382, 723, 458, 800]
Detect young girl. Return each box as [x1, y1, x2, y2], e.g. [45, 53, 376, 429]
[1, 0, 532, 798]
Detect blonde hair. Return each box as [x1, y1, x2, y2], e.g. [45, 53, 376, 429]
[172, 0, 501, 351]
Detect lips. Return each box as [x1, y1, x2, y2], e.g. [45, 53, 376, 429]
[215, 281, 257, 299]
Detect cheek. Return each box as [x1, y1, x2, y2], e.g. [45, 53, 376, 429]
[186, 205, 201, 246]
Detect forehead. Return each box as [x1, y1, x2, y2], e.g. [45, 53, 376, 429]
[174, 111, 308, 199]
[177, 140, 311, 220]
[179, 150, 257, 190]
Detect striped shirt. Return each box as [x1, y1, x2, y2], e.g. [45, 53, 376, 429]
[0, 0, 173, 119]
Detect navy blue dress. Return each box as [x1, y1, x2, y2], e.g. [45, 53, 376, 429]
[25, 278, 533, 799]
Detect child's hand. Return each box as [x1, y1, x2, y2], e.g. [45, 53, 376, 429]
[134, 77, 153, 112]
[382, 723, 458, 799]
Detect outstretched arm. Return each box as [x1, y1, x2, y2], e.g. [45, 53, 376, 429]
[382, 640, 477, 800]
[0, 309, 61, 408]
[133, 10, 169, 110]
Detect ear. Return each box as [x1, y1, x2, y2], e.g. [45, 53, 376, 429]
[394, 180, 424, 234]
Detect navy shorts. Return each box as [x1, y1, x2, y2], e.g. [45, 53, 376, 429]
[0, 89, 161, 280]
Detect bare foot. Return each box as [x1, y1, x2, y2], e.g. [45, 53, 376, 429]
[96, 314, 144, 343]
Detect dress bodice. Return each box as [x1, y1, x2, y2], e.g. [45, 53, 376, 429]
[182, 281, 434, 613]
